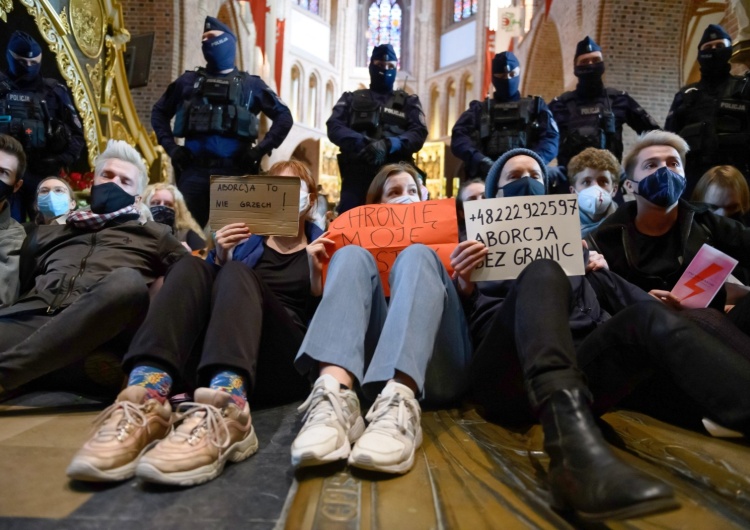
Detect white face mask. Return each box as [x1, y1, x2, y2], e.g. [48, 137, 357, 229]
[577, 185, 612, 220]
[386, 194, 420, 205]
[299, 181, 310, 217]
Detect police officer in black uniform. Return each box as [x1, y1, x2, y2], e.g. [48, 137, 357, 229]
[327, 44, 427, 213]
[152, 16, 293, 227]
[665, 24, 750, 196]
[1, 31, 84, 221]
[451, 51, 558, 180]
[549, 36, 659, 188]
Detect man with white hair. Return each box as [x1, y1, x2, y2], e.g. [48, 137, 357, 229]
[0, 139, 187, 396]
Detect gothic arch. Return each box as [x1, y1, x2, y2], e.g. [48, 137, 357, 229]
[523, 19, 564, 103]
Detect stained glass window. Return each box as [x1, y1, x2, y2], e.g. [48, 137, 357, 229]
[295, 0, 319, 15]
[453, 0, 477, 23]
[367, 0, 402, 67]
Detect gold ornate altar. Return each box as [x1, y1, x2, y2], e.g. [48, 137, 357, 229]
[0, 0, 164, 179]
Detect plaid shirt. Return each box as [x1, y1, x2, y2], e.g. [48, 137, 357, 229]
[66, 205, 141, 230]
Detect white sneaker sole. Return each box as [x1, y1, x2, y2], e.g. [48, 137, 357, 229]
[291, 415, 366, 468]
[348, 427, 423, 474]
[66, 439, 163, 482]
[135, 427, 259, 486]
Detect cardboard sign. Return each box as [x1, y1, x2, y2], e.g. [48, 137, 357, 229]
[671, 244, 738, 308]
[209, 175, 300, 236]
[325, 199, 458, 295]
[464, 194, 585, 281]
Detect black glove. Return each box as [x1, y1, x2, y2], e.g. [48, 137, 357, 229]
[359, 139, 389, 166]
[477, 157, 494, 179]
[46, 120, 70, 153]
[237, 146, 265, 173]
[171, 146, 194, 172]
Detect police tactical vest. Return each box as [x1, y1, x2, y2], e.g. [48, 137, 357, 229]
[479, 96, 541, 159]
[349, 89, 409, 139]
[0, 76, 50, 150]
[559, 89, 618, 160]
[173, 68, 258, 139]
[674, 76, 750, 161]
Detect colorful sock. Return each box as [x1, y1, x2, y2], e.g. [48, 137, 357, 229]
[127, 365, 173, 403]
[209, 370, 247, 408]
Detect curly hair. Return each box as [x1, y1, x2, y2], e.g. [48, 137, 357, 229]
[567, 148, 622, 187]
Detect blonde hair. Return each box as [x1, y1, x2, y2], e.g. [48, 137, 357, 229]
[143, 182, 205, 234]
[692, 165, 750, 215]
[623, 130, 689, 180]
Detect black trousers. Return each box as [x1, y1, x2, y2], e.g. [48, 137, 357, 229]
[470, 259, 750, 435]
[0, 267, 150, 391]
[123, 257, 310, 406]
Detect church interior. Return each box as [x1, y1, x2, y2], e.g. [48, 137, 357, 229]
[1, 0, 750, 528]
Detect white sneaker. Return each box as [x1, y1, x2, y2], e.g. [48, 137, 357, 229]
[291, 374, 365, 468]
[348, 382, 422, 474]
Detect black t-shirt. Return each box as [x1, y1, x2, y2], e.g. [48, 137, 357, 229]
[254, 243, 312, 325]
[632, 226, 682, 280]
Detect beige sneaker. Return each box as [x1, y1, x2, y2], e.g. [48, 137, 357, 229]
[66, 386, 172, 482]
[291, 374, 365, 468]
[135, 388, 259, 486]
[348, 382, 422, 474]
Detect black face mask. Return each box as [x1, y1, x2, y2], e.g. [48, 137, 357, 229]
[150, 205, 176, 227]
[492, 76, 520, 101]
[698, 47, 732, 79]
[574, 61, 605, 83]
[0, 180, 14, 206]
[90, 182, 136, 214]
[369, 64, 396, 93]
[496, 177, 545, 198]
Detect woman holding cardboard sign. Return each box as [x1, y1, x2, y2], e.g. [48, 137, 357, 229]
[68, 160, 323, 487]
[291, 162, 475, 475]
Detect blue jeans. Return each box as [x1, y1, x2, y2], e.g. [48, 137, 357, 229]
[295, 244, 472, 406]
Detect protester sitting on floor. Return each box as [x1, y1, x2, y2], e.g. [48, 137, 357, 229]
[691, 165, 750, 225]
[34, 176, 76, 225]
[143, 182, 206, 251]
[67, 160, 322, 486]
[460, 148, 750, 521]
[587, 130, 750, 289]
[567, 147, 620, 236]
[0, 135, 26, 308]
[291, 162, 473, 474]
[0, 139, 188, 397]
[456, 177, 485, 239]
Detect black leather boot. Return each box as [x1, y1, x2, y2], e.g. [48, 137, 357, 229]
[540, 388, 678, 521]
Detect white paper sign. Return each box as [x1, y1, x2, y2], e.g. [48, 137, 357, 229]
[464, 194, 585, 281]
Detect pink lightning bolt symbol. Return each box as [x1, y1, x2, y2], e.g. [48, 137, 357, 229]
[681, 263, 724, 301]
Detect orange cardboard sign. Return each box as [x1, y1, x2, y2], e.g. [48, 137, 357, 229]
[325, 199, 458, 295]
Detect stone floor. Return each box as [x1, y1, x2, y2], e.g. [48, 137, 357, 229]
[1, 391, 749, 529]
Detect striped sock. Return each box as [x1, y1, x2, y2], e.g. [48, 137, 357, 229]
[127, 365, 172, 403]
[209, 370, 247, 408]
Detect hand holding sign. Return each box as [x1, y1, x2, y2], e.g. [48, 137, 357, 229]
[463, 194, 584, 281]
[209, 175, 300, 235]
[214, 223, 251, 264]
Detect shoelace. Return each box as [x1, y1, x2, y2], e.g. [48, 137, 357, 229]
[365, 393, 419, 436]
[171, 402, 231, 449]
[297, 384, 349, 428]
[92, 401, 149, 442]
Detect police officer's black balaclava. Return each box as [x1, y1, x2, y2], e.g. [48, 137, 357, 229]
[369, 44, 398, 93]
[202, 16, 237, 73]
[574, 36, 604, 96]
[492, 52, 521, 101]
[6, 31, 42, 85]
[698, 24, 733, 81]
